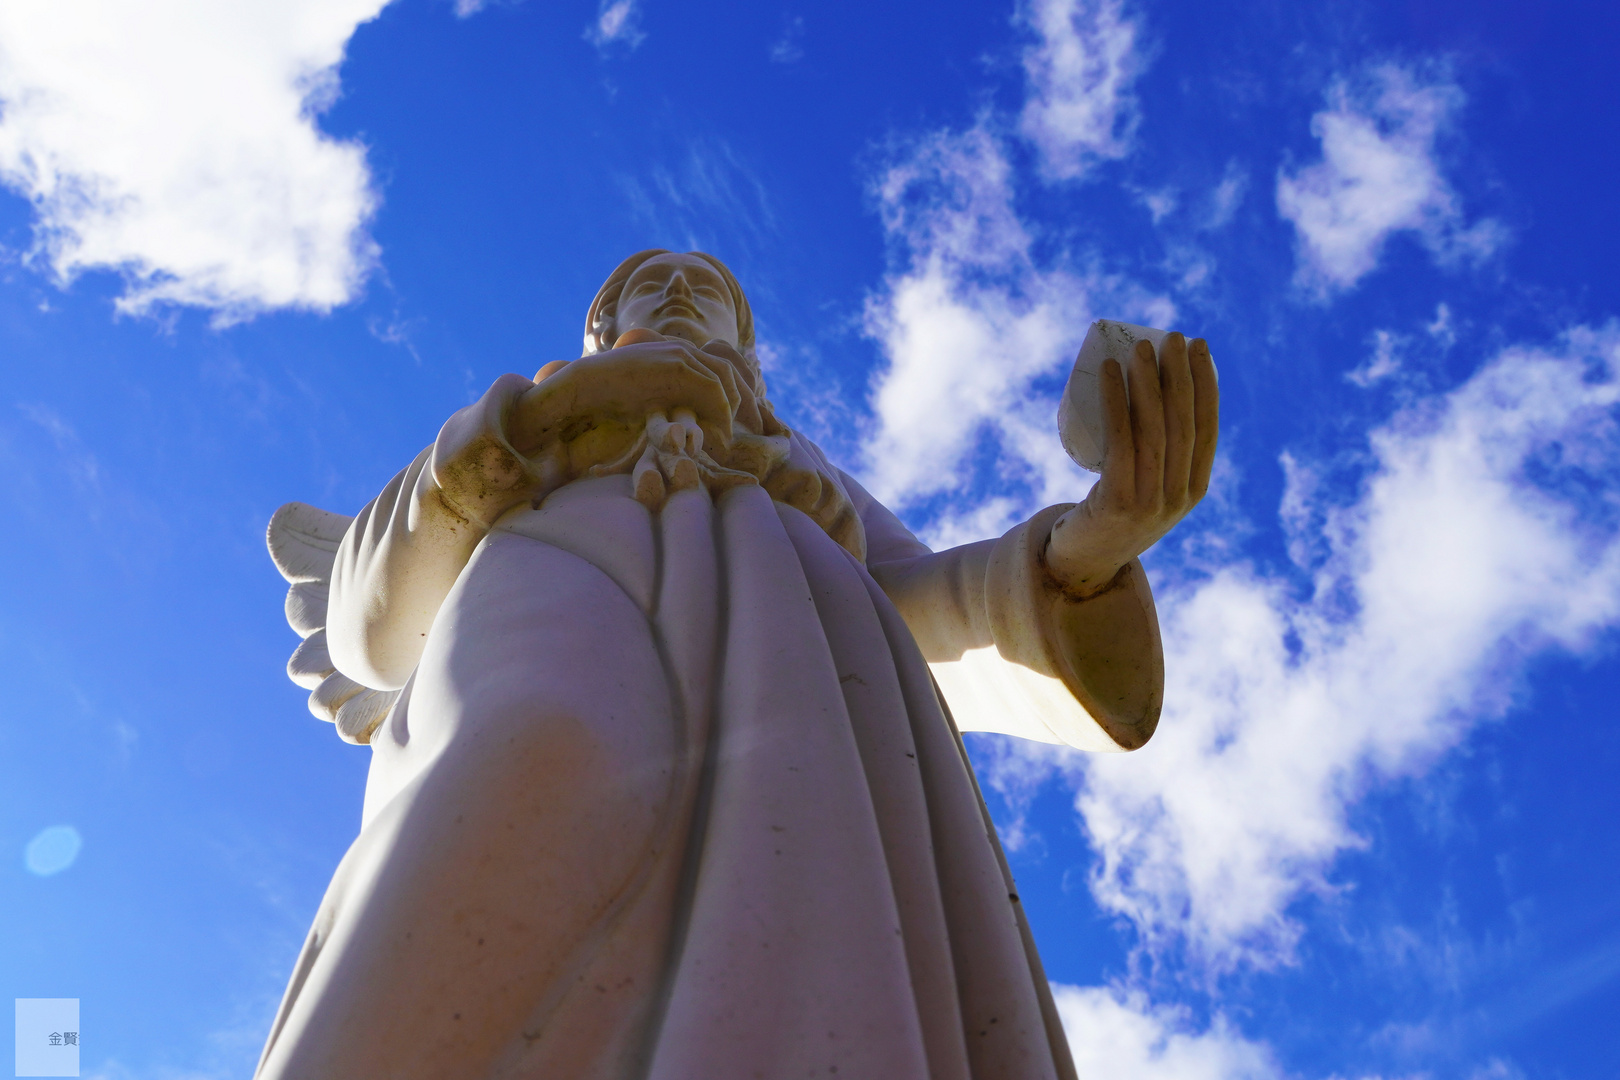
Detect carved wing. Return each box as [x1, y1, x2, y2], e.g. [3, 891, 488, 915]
[266, 502, 400, 745]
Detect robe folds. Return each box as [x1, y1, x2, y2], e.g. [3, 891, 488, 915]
[255, 409, 1163, 1080]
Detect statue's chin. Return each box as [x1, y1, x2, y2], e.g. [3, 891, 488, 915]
[649, 318, 733, 350]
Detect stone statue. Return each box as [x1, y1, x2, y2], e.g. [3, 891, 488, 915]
[257, 249, 1218, 1080]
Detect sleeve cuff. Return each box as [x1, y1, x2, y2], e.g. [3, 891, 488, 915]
[984, 505, 1164, 750]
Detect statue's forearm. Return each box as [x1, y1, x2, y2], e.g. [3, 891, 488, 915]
[869, 539, 997, 662]
[328, 377, 547, 690]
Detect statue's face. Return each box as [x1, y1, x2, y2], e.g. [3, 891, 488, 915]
[615, 253, 740, 350]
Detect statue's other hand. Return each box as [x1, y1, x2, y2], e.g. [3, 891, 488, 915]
[1044, 332, 1219, 598]
[508, 336, 738, 457]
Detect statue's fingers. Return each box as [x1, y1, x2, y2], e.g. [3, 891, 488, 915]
[698, 338, 748, 371]
[1188, 338, 1219, 501]
[1097, 357, 1133, 505]
[667, 409, 703, 455]
[618, 342, 733, 414]
[669, 367, 736, 438]
[664, 361, 739, 448]
[530, 351, 731, 445]
[1159, 332, 1195, 504]
[1128, 338, 1165, 507]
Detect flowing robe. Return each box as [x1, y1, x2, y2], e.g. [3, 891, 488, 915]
[255, 385, 1163, 1080]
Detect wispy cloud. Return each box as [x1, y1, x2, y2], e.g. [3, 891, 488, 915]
[17, 402, 101, 494]
[1277, 64, 1505, 295]
[0, 0, 387, 321]
[989, 324, 1620, 970]
[1204, 160, 1248, 229]
[1017, 0, 1143, 181]
[450, 0, 518, 16]
[770, 15, 805, 64]
[586, 0, 645, 51]
[616, 137, 779, 269]
[1346, 328, 1405, 387]
[1485, 928, 1620, 1036]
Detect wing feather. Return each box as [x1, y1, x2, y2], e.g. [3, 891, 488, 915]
[284, 581, 329, 638]
[287, 630, 336, 690]
[267, 502, 351, 583]
[267, 501, 398, 745]
[334, 690, 400, 744]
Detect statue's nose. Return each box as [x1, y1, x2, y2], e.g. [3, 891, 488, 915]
[666, 273, 693, 299]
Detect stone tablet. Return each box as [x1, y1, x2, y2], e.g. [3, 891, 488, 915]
[1059, 319, 1198, 473]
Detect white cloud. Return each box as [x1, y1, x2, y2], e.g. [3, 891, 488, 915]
[1053, 984, 1281, 1080]
[859, 123, 1171, 532]
[856, 1, 1163, 534]
[859, 125, 1090, 518]
[1016, 324, 1620, 969]
[586, 0, 645, 51]
[1017, 0, 1142, 180]
[1277, 64, 1505, 294]
[0, 0, 386, 320]
[1054, 981, 1519, 1080]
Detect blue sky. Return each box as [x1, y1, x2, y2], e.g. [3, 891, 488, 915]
[2, 0, 1618, 1076]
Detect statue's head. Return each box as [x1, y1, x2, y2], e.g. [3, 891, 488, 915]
[584, 249, 761, 390]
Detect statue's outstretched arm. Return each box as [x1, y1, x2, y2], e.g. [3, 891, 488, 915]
[849, 331, 1215, 753]
[845, 471, 1163, 752]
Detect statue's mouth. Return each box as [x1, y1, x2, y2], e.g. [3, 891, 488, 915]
[654, 299, 700, 320]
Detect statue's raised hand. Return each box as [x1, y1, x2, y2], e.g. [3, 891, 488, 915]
[1044, 332, 1219, 597]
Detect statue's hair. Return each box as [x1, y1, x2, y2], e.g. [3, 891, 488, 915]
[582, 249, 760, 388]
